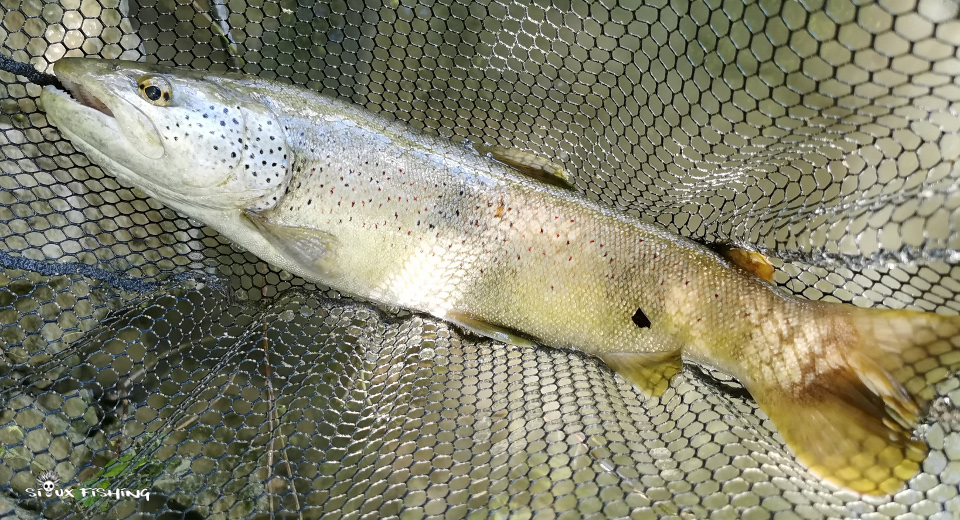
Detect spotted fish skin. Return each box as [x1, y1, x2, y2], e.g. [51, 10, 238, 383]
[40, 58, 960, 495]
[262, 102, 752, 359]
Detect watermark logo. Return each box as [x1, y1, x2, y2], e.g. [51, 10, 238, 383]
[25, 471, 150, 501]
[35, 471, 61, 498]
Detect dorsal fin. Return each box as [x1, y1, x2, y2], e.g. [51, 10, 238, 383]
[475, 144, 576, 189]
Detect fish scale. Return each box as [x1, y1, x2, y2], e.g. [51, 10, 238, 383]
[266, 115, 715, 355]
[39, 57, 960, 496]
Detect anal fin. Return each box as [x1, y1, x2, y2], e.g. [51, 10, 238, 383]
[599, 351, 683, 397]
[445, 310, 537, 348]
[475, 144, 576, 189]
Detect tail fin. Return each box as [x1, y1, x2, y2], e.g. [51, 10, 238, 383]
[748, 304, 960, 495]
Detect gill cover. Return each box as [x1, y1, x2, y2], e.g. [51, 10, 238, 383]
[41, 58, 289, 211]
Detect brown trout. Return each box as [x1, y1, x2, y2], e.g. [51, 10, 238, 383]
[39, 58, 960, 495]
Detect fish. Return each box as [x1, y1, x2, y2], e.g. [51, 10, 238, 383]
[39, 58, 960, 495]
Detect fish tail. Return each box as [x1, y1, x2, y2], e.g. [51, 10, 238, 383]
[747, 303, 960, 495]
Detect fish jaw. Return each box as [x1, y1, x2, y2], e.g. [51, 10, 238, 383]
[39, 58, 290, 213]
[42, 59, 165, 161]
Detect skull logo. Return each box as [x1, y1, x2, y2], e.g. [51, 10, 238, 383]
[36, 470, 60, 497]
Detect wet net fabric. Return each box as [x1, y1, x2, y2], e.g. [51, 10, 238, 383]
[1, 0, 960, 518]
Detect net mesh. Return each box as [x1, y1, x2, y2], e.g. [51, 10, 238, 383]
[1, 0, 960, 518]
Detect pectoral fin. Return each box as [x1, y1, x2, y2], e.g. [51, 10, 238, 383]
[244, 211, 340, 279]
[475, 144, 576, 189]
[599, 351, 683, 397]
[445, 310, 538, 348]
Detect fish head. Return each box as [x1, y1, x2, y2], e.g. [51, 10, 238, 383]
[40, 58, 289, 211]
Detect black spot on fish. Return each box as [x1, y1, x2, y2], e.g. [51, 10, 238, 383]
[632, 308, 651, 329]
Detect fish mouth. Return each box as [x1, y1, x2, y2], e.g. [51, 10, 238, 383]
[56, 77, 115, 119]
[41, 81, 118, 129]
[41, 61, 165, 160]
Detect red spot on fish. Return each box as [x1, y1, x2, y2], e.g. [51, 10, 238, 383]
[685, 280, 689, 285]
[715, 294, 719, 298]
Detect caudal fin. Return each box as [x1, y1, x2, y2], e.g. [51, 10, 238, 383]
[749, 304, 960, 495]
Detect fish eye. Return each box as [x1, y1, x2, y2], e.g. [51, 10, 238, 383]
[137, 75, 172, 106]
